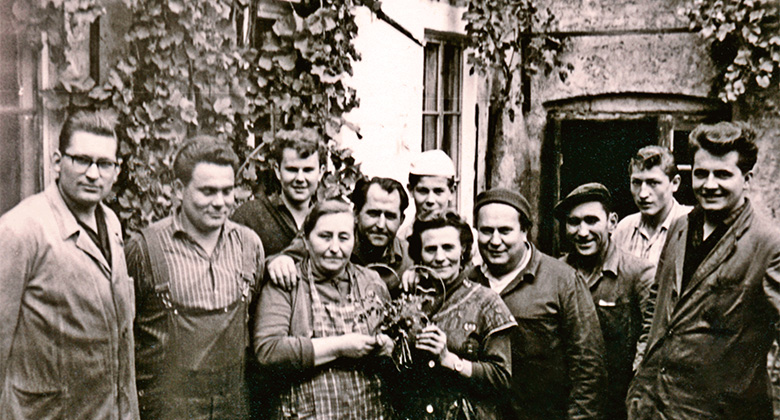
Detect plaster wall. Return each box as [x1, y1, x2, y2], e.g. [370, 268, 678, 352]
[495, 0, 725, 231]
[339, 0, 479, 224]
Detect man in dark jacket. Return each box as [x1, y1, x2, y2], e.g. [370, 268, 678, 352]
[627, 122, 780, 420]
[555, 183, 654, 420]
[231, 137, 325, 257]
[467, 188, 607, 420]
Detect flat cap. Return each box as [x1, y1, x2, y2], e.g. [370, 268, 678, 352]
[554, 182, 612, 219]
[474, 188, 532, 222]
[409, 150, 457, 178]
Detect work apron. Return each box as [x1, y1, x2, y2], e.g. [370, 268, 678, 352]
[277, 264, 388, 420]
[136, 226, 253, 420]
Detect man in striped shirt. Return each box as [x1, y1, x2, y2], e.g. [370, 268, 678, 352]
[613, 146, 692, 268]
[127, 136, 265, 420]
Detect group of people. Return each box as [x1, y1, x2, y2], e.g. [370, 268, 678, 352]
[0, 109, 779, 420]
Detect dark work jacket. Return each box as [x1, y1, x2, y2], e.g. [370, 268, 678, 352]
[468, 244, 607, 420]
[231, 192, 298, 257]
[563, 242, 654, 420]
[627, 201, 780, 420]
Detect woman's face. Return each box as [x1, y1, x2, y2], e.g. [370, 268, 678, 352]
[420, 226, 462, 285]
[307, 212, 355, 277]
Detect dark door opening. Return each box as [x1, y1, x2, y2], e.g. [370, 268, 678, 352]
[559, 118, 657, 220]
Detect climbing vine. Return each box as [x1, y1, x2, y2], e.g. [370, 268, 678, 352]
[463, 0, 568, 119]
[12, 0, 364, 233]
[682, 0, 780, 102]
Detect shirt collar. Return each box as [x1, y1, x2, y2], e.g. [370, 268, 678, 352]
[635, 199, 685, 238]
[46, 183, 110, 241]
[171, 208, 237, 239]
[480, 241, 532, 283]
[563, 240, 619, 279]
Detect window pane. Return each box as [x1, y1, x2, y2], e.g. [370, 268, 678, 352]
[423, 43, 439, 112]
[442, 44, 461, 112]
[443, 115, 459, 173]
[423, 115, 438, 151]
[673, 130, 692, 166]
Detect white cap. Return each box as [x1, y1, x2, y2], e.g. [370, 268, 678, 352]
[409, 150, 456, 178]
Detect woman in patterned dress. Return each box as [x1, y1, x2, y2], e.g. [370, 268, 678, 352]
[394, 211, 517, 420]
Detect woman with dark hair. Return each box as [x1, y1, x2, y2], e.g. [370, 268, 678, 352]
[397, 212, 516, 420]
[253, 199, 394, 419]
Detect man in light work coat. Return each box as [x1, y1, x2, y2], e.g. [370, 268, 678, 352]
[0, 110, 138, 419]
[127, 137, 264, 419]
[466, 188, 606, 420]
[627, 122, 780, 420]
[556, 183, 654, 420]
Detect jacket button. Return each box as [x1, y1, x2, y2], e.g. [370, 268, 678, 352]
[660, 367, 667, 374]
[426, 404, 434, 413]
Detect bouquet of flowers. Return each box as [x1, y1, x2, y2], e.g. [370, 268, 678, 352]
[372, 265, 445, 371]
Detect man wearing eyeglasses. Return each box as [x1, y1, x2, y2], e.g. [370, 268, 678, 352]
[0, 110, 138, 419]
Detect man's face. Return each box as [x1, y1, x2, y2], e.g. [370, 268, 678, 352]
[410, 176, 454, 221]
[692, 149, 750, 214]
[420, 226, 462, 285]
[476, 203, 528, 274]
[274, 148, 323, 205]
[564, 201, 616, 258]
[630, 166, 680, 219]
[54, 130, 120, 210]
[179, 162, 235, 234]
[307, 212, 355, 276]
[357, 184, 404, 249]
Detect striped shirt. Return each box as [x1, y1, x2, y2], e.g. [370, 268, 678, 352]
[613, 200, 692, 266]
[126, 211, 265, 310]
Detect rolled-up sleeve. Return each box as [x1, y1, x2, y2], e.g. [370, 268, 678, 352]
[253, 282, 314, 371]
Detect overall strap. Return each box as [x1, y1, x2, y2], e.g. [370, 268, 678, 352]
[139, 220, 174, 308]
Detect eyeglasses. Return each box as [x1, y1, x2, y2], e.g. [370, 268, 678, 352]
[63, 153, 119, 176]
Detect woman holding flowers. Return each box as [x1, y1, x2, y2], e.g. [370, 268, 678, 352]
[253, 199, 394, 420]
[394, 211, 517, 420]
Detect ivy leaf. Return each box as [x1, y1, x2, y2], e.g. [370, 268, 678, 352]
[272, 15, 296, 37]
[214, 96, 232, 115]
[756, 74, 770, 88]
[275, 54, 297, 71]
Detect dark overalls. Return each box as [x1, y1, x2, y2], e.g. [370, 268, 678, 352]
[135, 222, 257, 420]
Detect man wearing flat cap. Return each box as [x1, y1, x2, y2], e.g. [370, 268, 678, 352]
[467, 187, 607, 420]
[556, 183, 654, 420]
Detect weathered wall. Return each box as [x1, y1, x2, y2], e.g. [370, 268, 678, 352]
[340, 0, 480, 224]
[490, 0, 729, 235]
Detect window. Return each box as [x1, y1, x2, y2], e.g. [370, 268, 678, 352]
[422, 32, 463, 176]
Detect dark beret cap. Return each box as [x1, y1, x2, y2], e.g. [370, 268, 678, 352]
[474, 188, 532, 222]
[554, 182, 612, 220]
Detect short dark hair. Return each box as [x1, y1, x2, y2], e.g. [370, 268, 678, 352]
[629, 145, 678, 179]
[173, 135, 240, 184]
[408, 211, 473, 268]
[302, 198, 354, 237]
[58, 109, 118, 155]
[407, 174, 457, 191]
[351, 177, 409, 214]
[689, 121, 758, 174]
[271, 138, 327, 167]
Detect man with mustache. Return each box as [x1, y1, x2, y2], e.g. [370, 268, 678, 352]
[613, 146, 691, 267]
[556, 183, 654, 420]
[127, 137, 265, 420]
[0, 110, 138, 419]
[627, 122, 780, 420]
[266, 176, 413, 294]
